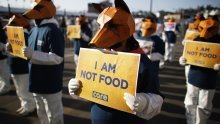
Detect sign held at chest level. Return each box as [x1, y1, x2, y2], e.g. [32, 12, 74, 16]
[75, 48, 140, 114]
[183, 40, 220, 68]
[6, 26, 27, 60]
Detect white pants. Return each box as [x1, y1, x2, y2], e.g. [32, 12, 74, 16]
[184, 83, 215, 124]
[184, 65, 190, 83]
[0, 59, 11, 93]
[11, 74, 35, 111]
[74, 54, 79, 68]
[165, 42, 175, 62]
[33, 91, 64, 124]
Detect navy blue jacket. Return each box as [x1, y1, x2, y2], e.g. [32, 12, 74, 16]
[165, 31, 177, 43]
[28, 23, 64, 94]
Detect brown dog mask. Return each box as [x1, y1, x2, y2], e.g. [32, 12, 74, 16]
[89, 0, 135, 48]
[23, 0, 56, 19]
[141, 18, 157, 37]
[198, 18, 219, 39]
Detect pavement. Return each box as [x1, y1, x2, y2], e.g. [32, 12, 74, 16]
[0, 44, 220, 124]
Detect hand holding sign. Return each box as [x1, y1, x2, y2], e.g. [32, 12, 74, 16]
[5, 42, 12, 52]
[179, 56, 187, 66]
[68, 78, 80, 95]
[124, 93, 147, 113]
[23, 47, 33, 59]
[0, 43, 5, 51]
[213, 64, 220, 71]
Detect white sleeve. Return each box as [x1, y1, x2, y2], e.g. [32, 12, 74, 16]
[149, 53, 164, 61]
[136, 93, 163, 120]
[81, 32, 90, 42]
[30, 51, 63, 65]
[0, 42, 5, 51]
[182, 40, 185, 46]
[162, 32, 167, 42]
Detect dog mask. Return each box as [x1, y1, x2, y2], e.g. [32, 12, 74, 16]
[89, 0, 135, 48]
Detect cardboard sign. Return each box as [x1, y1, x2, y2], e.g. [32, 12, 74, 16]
[183, 40, 220, 68]
[184, 30, 200, 40]
[67, 25, 81, 39]
[75, 48, 140, 114]
[164, 22, 176, 32]
[6, 26, 27, 60]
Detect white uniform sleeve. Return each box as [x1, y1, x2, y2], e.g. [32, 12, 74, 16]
[162, 32, 167, 42]
[136, 93, 163, 120]
[81, 32, 90, 42]
[30, 51, 63, 65]
[149, 53, 164, 61]
[0, 42, 5, 51]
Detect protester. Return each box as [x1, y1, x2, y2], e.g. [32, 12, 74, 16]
[140, 14, 165, 87]
[68, 0, 164, 124]
[4, 14, 36, 116]
[181, 14, 205, 83]
[0, 19, 11, 95]
[164, 18, 177, 62]
[179, 16, 220, 124]
[22, 0, 64, 123]
[72, 15, 92, 67]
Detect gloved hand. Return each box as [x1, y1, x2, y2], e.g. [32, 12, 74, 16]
[179, 56, 187, 66]
[124, 93, 148, 112]
[23, 47, 33, 59]
[68, 78, 80, 95]
[5, 42, 12, 53]
[0, 42, 5, 51]
[213, 64, 220, 71]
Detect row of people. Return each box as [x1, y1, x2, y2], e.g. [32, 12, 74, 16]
[0, 0, 164, 124]
[0, 0, 219, 124]
[179, 14, 220, 124]
[0, 0, 64, 123]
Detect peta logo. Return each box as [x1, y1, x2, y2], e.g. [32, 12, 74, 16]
[92, 91, 108, 102]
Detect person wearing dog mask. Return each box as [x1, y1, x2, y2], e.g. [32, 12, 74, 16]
[4, 14, 36, 116]
[68, 0, 164, 124]
[140, 14, 165, 87]
[180, 14, 205, 84]
[22, 0, 64, 123]
[73, 15, 92, 67]
[179, 16, 220, 124]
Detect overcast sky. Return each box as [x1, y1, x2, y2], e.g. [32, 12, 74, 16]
[0, 0, 220, 12]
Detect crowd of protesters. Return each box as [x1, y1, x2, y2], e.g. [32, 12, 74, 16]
[0, 0, 219, 124]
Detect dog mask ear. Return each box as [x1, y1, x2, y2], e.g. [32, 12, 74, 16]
[114, 0, 131, 14]
[91, 3, 105, 13]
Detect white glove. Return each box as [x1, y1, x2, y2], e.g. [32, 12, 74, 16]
[23, 47, 33, 59]
[68, 78, 80, 95]
[5, 42, 12, 53]
[179, 56, 187, 66]
[213, 64, 220, 71]
[124, 93, 148, 112]
[0, 42, 5, 51]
